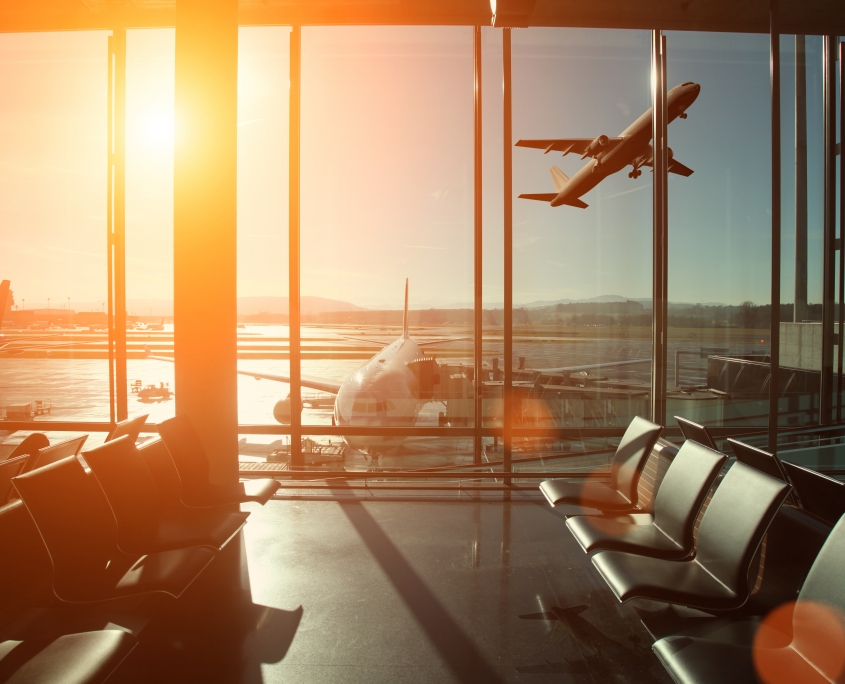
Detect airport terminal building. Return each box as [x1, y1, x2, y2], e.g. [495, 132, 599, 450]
[0, 1, 843, 682]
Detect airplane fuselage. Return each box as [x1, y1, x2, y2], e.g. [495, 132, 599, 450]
[333, 336, 426, 452]
[550, 82, 701, 207]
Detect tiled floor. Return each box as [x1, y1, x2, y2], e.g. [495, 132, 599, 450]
[112, 498, 672, 683]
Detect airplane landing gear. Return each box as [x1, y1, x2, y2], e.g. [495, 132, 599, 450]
[679, 112, 687, 119]
[628, 169, 642, 179]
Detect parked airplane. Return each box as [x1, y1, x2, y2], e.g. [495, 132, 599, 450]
[516, 81, 701, 209]
[147, 279, 649, 456]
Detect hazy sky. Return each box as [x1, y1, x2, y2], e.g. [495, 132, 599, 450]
[0, 28, 836, 310]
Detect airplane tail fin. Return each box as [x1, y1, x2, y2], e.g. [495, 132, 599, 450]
[550, 166, 569, 192]
[403, 278, 409, 339]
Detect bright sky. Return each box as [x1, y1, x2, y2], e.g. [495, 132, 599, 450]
[0, 28, 834, 310]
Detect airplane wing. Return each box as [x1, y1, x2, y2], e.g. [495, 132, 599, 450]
[516, 138, 623, 158]
[417, 336, 473, 347]
[668, 158, 694, 177]
[144, 346, 342, 395]
[519, 193, 558, 202]
[339, 335, 391, 347]
[536, 358, 650, 374]
[236, 369, 342, 395]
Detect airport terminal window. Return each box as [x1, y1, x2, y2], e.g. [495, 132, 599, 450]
[777, 35, 827, 427]
[665, 31, 772, 429]
[0, 31, 110, 424]
[125, 29, 176, 423]
[235, 27, 291, 457]
[298, 26, 475, 469]
[510, 28, 653, 465]
[481, 26, 505, 448]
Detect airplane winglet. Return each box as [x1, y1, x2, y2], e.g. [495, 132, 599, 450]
[403, 278, 409, 340]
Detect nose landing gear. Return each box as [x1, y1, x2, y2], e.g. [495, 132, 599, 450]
[628, 168, 642, 179]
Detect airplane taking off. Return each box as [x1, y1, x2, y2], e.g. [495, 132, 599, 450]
[516, 81, 701, 209]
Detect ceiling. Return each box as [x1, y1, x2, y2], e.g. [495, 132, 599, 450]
[0, 0, 842, 35]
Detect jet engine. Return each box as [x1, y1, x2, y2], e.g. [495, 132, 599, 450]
[273, 394, 291, 424]
[582, 134, 610, 159]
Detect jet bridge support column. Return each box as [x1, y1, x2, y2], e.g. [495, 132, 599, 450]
[768, 0, 781, 453]
[173, 0, 239, 484]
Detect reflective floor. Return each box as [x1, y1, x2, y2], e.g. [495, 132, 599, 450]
[112, 498, 671, 683]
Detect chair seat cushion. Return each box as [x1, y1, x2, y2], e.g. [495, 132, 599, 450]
[591, 551, 740, 610]
[130, 510, 247, 554]
[112, 546, 216, 600]
[0, 630, 135, 684]
[566, 516, 687, 558]
[182, 478, 280, 507]
[652, 635, 829, 684]
[540, 479, 632, 511]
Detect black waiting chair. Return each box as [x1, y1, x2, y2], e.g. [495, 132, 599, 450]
[84, 436, 248, 555]
[652, 512, 845, 684]
[539, 416, 663, 511]
[0, 630, 136, 684]
[0, 433, 49, 462]
[675, 416, 718, 450]
[566, 440, 726, 559]
[781, 461, 845, 527]
[157, 415, 280, 507]
[591, 462, 791, 611]
[11, 456, 215, 603]
[727, 439, 789, 483]
[23, 436, 88, 474]
[0, 455, 30, 505]
[105, 413, 148, 445]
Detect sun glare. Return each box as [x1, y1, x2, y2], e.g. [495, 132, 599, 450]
[142, 111, 175, 146]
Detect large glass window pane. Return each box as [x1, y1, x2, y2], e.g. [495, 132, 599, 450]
[511, 28, 652, 466]
[777, 35, 826, 429]
[235, 26, 291, 449]
[125, 29, 176, 424]
[665, 32, 771, 431]
[0, 32, 109, 425]
[298, 27, 474, 470]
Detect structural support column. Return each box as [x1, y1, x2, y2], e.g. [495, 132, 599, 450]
[768, 3, 781, 452]
[502, 28, 513, 481]
[820, 36, 838, 424]
[289, 26, 302, 468]
[650, 31, 668, 425]
[107, 30, 127, 423]
[794, 36, 808, 323]
[837, 41, 844, 422]
[473, 25, 483, 466]
[174, 0, 239, 483]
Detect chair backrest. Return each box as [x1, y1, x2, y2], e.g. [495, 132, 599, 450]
[83, 436, 161, 547]
[105, 414, 149, 445]
[652, 440, 727, 550]
[675, 416, 718, 450]
[12, 455, 121, 598]
[0, 454, 29, 504]
[1, 433, 50, 461]
[25, 435, 88, 474]
[156, 416, 210, 493]
[610, 416, 664, 505]
[136, 438, 185, 512]
[728, 439, 789, 483]
[782, 461, 845, 526]
[792, 513, 845, 680]
[0, 499, 52, 604]
[695, 461, 791, 597]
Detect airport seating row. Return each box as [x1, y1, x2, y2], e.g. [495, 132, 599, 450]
[0, 414, 281, 684]
[540, 416, 845, 684]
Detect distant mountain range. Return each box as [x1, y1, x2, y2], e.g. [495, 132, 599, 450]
[38, 294, 729, 316]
